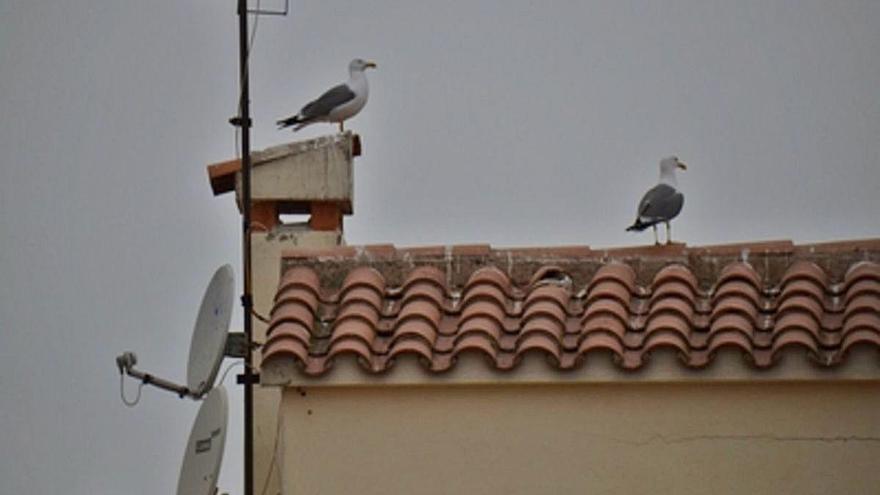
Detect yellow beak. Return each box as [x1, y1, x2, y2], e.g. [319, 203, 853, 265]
[365, 61, 377, 69]
[677, 161, 688, 170]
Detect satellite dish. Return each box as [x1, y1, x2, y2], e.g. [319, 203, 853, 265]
[176, 385, 228, 495]
[187, 264, 235, 397]
[115, 264, 235, 401]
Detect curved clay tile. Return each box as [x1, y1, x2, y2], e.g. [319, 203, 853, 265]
[329, 317, 377, 348]
[651, 264, 699, 295]
[401, 265, 447, 293]
[647, 297, 695, 326]
[711, 280, 762, 307]
[708, 313, 757, 340]
[326, 338, 376, 373]
[843, 261, 880, 288]
[650, 280, 697, 307]
[645, 313, 692, 342]
[770, 329, 821, 364]
[335, 301, 380, 327]
[772, 312, 822, 341]
[387, 338, 434, 364]
[709, 295, 759, 326]
[460, 284, 511, 313]
[523, 285, 571, 314]
[581, 299, 630, 329]
[521, 299, 567, 328]
[458, 315, 504, 343]
[339, 266, 386, 299]
[585, 279, 632, 307]
[843, 279, 880, 306]
[262, 335, 310, 365]
[707, 331, 753, 356]
[277, 267, 321, 300]
[780, 260, 828, 292]
[520, 315, 566, 345]
[390, 315, 439, 347]
[716, 261, 762, 290]
[400, 281, 447, 309]
[451, 333, 499, 366]
[268, 300, 315, 333]
[464, 266, 514, 298]
[514, 332, 562, 366]
[839, 329, 880, 358]
[581, 316, 628, 345]
[338, 285, 384, 313]
[274, 285, 319, 315]
[777, 294, 825, 325]
[577, 332, 626, 360]
[778, 279, 826, 308]
[587, 263, 636, 294]
[460, 299, 507, 331]
[641, 331, 691, 366]
[266, 321, 311, 346]
[842, 312, 880, 337]
[398, 299, 443, 325]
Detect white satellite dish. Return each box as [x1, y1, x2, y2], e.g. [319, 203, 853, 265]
[115, 264, 235, 400]
[187, 264, 235, 397]
[176, 385, 229, 495]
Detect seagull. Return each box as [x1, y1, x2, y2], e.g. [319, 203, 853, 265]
[626, 156, 688, 245]
[277, 58, 377, 133]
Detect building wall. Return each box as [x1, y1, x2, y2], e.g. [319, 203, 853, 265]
[252, 229, 340, 495]
[280, 381, 880, 495]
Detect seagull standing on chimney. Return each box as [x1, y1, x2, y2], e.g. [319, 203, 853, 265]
[277, 58, 377, 133]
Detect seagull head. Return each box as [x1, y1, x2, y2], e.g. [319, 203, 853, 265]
[660, 156, 687, 173]
[349, 58, 378, 74]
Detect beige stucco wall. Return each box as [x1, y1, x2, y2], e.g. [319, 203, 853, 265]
[279, 381, 880, 495]
[252, 228, 340, 495]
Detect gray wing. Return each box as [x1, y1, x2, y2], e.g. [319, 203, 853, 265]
[637, 184, 684, 222]
[299, 84, 356, 120]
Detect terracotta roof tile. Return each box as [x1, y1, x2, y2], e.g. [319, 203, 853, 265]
[261, 240, 880, 378]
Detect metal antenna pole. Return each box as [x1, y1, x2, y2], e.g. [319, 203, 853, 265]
[236, 1, 254, 494]
[231, 3, 287, 494]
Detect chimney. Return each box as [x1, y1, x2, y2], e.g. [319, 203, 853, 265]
[206, 132, 362, 495]
[206, 131, 361, 232]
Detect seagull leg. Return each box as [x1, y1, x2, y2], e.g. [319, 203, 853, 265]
[652, 225, 660, 246]
[338, 122, 344, 133]
[666, 222, 672, 245]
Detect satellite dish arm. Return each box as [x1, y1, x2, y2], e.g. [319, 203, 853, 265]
[116, 352, 196, 399]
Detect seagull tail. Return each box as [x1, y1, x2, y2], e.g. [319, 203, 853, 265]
[276, 115, 302, 130]
[626, 219, 649, 232]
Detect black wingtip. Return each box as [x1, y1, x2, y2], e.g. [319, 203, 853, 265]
[276, 116, 300, 129]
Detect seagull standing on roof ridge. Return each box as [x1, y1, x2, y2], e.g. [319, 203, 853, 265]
[626, 156, 688, 245]
[277, 58, 377, 133]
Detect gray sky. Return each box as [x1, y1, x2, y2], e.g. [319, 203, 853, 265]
[1, 1, 878, 493]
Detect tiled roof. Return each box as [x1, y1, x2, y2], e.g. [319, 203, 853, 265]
[261, 240, 880, 380]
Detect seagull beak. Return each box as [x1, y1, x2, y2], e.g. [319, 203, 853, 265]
[365, 61, 377, 69]
[677, 161, 687, 170]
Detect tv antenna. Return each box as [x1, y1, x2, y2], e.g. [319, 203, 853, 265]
[116, 2, 290, 494]
[230, 2, 290, 495]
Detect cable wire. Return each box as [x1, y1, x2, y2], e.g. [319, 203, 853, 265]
[218, 359, 246, 386]
[119, 374, 145, 407]
[259, 395, 285, 495]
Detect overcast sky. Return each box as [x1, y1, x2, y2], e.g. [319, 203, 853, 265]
[1, 1, 878, 494]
